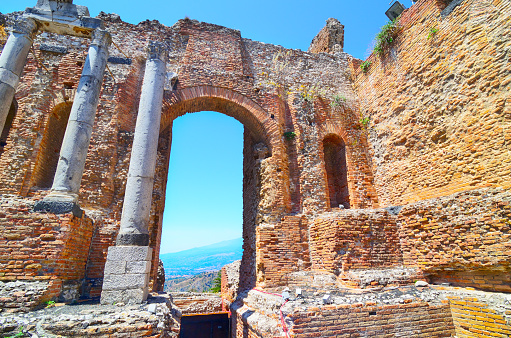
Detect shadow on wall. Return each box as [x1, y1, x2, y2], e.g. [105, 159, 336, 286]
[0, 99, 17, 157]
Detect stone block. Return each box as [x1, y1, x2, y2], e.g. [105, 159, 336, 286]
[103, 260, 126, 275]
[100, 288, 148, 305]
[106, 246, 152, 262]
[126, 260, 151, 274]
[102, 273, 149, 291]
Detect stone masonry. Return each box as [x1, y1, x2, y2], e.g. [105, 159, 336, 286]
[0, 0, 510, 337]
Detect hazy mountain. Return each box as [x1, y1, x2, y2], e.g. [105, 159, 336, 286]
[160, 237, 243, 278]
[164, 271, 219, 293]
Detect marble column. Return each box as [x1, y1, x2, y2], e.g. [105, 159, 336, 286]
[0, 18, 38, 135]
[101, 41, 167, 305]
[35, 28, 111, 213]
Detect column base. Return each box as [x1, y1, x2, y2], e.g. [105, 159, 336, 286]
[116, 233, 150, 246]
[100, 246, 153, 305]
[33, 192, 82, 217]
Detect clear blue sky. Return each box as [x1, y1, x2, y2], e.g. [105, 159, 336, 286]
[3, 0, 415, 253]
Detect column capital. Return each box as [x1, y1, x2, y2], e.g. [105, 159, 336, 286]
[147, 41, 167, 63]
[90, 28, 112, 47]
[12, 17, 39, 39]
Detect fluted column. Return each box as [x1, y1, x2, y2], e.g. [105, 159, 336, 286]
[35, 28, 111, 213]
[0, 18, 38, 134]
[101, 41, 167, 305]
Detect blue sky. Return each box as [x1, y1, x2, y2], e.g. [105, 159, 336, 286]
[3, 0, 415, 253]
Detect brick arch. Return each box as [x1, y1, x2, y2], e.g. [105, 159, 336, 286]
[319, 119, 379, 209]
[30, 101, 73, 190]
[162, 86, 279, 149]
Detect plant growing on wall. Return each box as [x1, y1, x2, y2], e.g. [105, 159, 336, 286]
[283, 131, 296, 140]
[296, 84, 324, 102]
[330, 94, 347, 108]
[360, 61, 371, 73]
[373, 19, 400, 56]
[428, 27, 439, 40]
[360, 117, 370, 127]
[6, 327, 24, 338]
[258, 50, 292, 98]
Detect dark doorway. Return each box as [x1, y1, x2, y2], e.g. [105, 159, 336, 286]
[179, 313, 229, 338]
[323, 134, 350, 209]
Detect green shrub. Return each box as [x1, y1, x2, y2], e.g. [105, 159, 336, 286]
[360, 61, 371, 73]
[428, 27, 439, 40]
[374, 19, 400, 56]
[284, 131, 296, 140]
[330, 94, 347, 108]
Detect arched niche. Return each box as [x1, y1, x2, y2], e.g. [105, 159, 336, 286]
[323, 134, 350, 209]
[31, 101, 73, 189]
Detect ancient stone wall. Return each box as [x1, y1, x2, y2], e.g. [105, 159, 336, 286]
[398, 188, 511, 292]
[306, 188, 510, 290]
[256, 216, 310, 287]
[446, 288, 511, 338]
[0, 196, 93, 308]
[1, 0, 510, 336]
[353, 0, 511, 207]
[310, 210, 401, 274]
[288, 302, 455, 337]
[1, 8, 378, 299]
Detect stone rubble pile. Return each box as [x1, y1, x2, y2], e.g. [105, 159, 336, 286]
[0, 295, 180, 337]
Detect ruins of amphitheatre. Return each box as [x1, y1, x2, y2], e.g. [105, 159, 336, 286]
[0, 0, 510, 336]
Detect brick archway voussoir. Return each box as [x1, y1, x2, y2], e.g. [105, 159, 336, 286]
[162, 86, 280, 149]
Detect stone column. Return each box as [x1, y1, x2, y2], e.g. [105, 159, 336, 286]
[0, 18, 38, 135]
[35, 28, 111, 213]
[101, 41, 166, 305]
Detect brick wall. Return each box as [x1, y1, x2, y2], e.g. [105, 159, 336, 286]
[30, 101, 72, 189]
[306, 188, 511, 291]
[0, 197, 93, 308]
[289, 302, 455, 337]
[398, 188, 511, 292]
[353, 0, 511, 207]
[446, 289, 511, 338]
[0, 199, 93, 281]
[309, 210, 402, 274]
[256, 216, 310, 287]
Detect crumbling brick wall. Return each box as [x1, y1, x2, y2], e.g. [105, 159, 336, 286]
[288, 302, 455, 337]
[0, 197, 93, 308]
[309, 210, 402, 274]
[398, 188, 511, 292]
[256, 216, 310, 287]
[353, 0, 511, 207]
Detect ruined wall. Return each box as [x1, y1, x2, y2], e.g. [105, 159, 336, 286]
[398, 188, 511, 292]
[0, 9, 376, 300]
[353, 0, 511, 207]
[446, 288, 511, 338]
[256, 216, 310, 287]
[0, 197, 93, 282]
[0, 196, 93, 308]
[288, 301, 454, 337]
[309, 210, 401, 273]
[306, 188, 511, 290]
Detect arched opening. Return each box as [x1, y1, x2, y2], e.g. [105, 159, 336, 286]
[159, 111, 243, 293]
[31, 102, 72, 189]
[323, 134, 350, 209]
[0, 99, 18, 157]
[150, 87, 280, 296]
